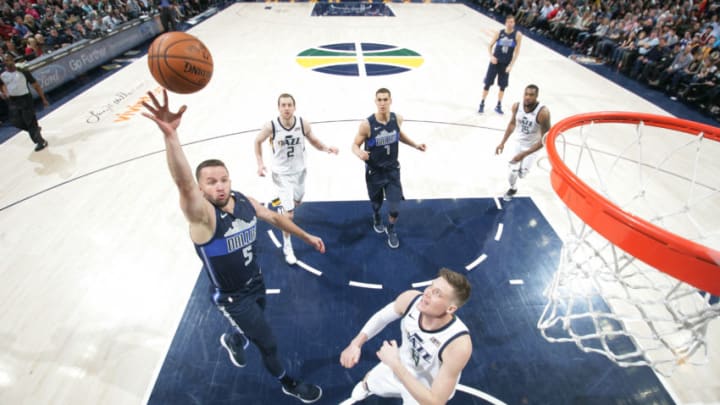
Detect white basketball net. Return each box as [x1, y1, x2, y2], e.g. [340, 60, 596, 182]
[537, 117, 720, 377]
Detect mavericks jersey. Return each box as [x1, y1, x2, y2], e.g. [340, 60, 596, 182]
[514, 103, 545, 148]
[270, 117, 306, 175]
[194, 191, 261, 294]
[399, 294, 470, 389]
[493, 30, 517, 65]
[365, 112, 400, 170]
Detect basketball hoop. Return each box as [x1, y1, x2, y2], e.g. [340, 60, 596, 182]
[538, 111, 720, 376]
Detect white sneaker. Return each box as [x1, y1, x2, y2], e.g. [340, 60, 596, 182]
[283, 245, 297, 265]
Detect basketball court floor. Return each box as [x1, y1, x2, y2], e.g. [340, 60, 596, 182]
[0, 3, 718, 404]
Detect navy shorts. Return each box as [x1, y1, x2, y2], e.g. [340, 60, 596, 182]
[484, 62, 510, 90]
[366, 165, 404, 203]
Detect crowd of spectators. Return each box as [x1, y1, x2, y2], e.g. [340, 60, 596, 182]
[477, 0, 720, 121]
[0, 0, 214, 67]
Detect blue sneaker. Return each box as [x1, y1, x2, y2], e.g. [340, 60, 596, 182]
[494, 104, 504, 114]
[373, 213, 385, 233]
[478, 103, 485, 113]
[386, 227, 399, 249]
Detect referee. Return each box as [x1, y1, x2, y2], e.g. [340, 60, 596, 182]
[0, 55, 50, 151]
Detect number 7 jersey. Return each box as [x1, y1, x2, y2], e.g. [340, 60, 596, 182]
[270, 116, 307, 175]
[365, 112, 400, 170]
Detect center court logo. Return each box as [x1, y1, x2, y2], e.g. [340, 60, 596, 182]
[296, 42, 423, 76]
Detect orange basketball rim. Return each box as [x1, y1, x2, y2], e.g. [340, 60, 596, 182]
[545, 112, 720, 296]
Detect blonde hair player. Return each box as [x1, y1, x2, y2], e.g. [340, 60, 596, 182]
[340, 268, 472, 404]
[255, 93, 339, 265]
[495, 84, 551, 201]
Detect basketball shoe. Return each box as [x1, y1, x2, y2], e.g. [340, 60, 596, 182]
[282, 380, 322, 403]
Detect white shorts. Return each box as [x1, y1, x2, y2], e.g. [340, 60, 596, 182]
[509, 142, 542, 176]
[272, 169, 306, 211]
[365, 362, 425, 405]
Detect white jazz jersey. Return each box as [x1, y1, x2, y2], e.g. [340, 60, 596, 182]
[399, 295, 470, 388]
[270, 117, 307, 175]
[513, 103, 545, 148]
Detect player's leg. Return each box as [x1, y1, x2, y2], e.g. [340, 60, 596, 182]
[341, 362, 403, 404]
[218, 280, 322, 403]
[384, 167, 404, 249]
[495, 67, 509, 114]
[479, 63, 498, 112]
[503, 142, 522, 201]
[284, 170, 306, 264]
[366, 168, 386, 233]
[273, 172, 298, 264]
[518, 147, 541, 179]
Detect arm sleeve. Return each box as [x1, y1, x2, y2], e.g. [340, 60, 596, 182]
[359, 302, 401, 341]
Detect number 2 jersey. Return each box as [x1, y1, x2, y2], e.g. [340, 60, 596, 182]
[365, 112, 400, 170]
[194, 191, 261, 295]
[399, 294, 470, 389]
[270, 116, 307, 175]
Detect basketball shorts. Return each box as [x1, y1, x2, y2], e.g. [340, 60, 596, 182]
[508, 141, 542, 175]
[365, 362, 419, 404]
[483, 62, 510, 89]
[365, 165, 404, 203]
[272, 169, 306, 211]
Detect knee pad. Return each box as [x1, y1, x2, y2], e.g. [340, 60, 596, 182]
[483, 84, 491, 91]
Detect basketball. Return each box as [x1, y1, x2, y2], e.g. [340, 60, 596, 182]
[147, 32, 214, 94]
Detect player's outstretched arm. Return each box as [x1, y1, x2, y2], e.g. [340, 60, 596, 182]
[340, 290, 419, 369]
[254, 122, 273, 177]
[378, 334, 472, 405]
[396, 114, 426, 151]
[495, 102, 519, 155]
[142, 89, 213, 240]
[304, 120, 339, 154]
[249, 196, 325, 254]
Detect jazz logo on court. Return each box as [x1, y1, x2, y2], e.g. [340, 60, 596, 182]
[296, 43, 423, 76]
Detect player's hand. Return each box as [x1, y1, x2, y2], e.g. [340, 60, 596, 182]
[305, 234, 326, 254]
[376, 340, 401, 369]
[495, 144, 504, 155]
[340, 343, 362, 368]
[257, 165, 267, 177]
[490, 56, 498, 64]
[327, 146, 339, 154]
[510, 152, 524, 163]
[505, 65, 512, 73]
[357, 150, 370, 161]
[142, 89, 187, 134]
[41, 98, 49, 108]
[416, 143, 426, 152]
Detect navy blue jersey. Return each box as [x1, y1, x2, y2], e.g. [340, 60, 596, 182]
[365, 112, 400, 170]
[194, 191, 260, 293]
[493, 30, 517, 65]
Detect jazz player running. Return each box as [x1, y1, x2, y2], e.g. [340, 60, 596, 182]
[352, 88, 426, 249]
[255, 93, 338, 265]
[339, 268, 472, 404]
[143, 90, 325, 403]
[495, 84, 552, 201]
